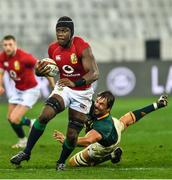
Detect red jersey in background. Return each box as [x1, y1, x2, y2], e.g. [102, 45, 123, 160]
[0, 49, 38, 90]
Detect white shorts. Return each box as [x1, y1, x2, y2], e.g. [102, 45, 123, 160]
[8, 85, 41, 108]
[51, 83, 94, 114]
[88, 118, 124, 159]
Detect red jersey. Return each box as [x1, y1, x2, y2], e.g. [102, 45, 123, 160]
[0, 49, 38, 90]
[48, 36, 90, 90]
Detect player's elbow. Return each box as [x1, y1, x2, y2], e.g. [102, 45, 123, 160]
[85, 138, 95, 146]
[92, 70, 99, 81]
[78, 138, 94, 147]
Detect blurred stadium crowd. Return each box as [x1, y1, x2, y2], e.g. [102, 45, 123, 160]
[0, 0, 172, 62]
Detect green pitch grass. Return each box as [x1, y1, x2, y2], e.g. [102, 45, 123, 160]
[0, 97, 172, 179]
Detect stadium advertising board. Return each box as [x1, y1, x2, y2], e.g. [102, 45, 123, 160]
[96, 61, 172, 97]
[1, 61, 171, 101]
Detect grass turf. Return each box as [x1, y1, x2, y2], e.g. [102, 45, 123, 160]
[0, 96, 172, 179]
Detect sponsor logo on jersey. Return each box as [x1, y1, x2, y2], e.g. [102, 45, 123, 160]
[4, 62, 9, 67]
[62, 65, 74, 74]
[70, 53, 78, 64]
[9, 70, 21, 81]
[55, 55, 61, 61]
[14, 60, 20, 71]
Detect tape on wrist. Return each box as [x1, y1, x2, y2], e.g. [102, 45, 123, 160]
[153, 102, 158, 110]
[74, 78, 86, 87]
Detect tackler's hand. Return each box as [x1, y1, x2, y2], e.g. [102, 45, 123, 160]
[53, 130, 65, 144]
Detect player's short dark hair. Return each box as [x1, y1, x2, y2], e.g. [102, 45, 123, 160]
[2, 35, 16, 41]
[97, 91, 115, 110]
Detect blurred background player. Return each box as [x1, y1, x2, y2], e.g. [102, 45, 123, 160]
[10, 16, 99, 170]
[53, 91, 168, 167]
[0, 35, 54, 148]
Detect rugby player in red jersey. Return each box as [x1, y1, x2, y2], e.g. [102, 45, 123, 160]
[10, 16, 99, 170]
[0, 35, 55, 148]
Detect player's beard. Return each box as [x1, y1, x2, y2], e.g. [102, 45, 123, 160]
[94, 108, 102, 116]
[5, 47, 16, 57]
[6, 50, 15, 56]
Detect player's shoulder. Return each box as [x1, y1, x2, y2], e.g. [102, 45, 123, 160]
[17, 48, 36, 60]
[0, 51, 6, 61]
[48, 41, 59, 58]
[17, 48, 31, 56]
[48, 41, 59, 50]
[73, 36, 89, 45]
[73, 36, 90, 55]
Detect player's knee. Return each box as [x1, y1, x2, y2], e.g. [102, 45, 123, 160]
[38, 113, 50, 124]
[119, 112, 136, 128]
[8, 114, 20, 124]
[45, 96, 64, 114]
[38, 99, 63, 124]
[68, 118, 84, 134]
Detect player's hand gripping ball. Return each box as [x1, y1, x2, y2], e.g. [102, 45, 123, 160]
[36, 58, 59, 77]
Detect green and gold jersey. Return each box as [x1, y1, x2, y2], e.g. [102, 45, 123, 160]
[91, 114, 118, 147]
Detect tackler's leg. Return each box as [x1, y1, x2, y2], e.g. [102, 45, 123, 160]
[120, 95, 168, 128]
[69, 148, 91, 167]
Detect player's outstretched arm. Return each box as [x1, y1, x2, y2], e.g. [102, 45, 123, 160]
[119, 95, 168, 129]
[53, 129, 102, 147]
[77, 129, 102, 147]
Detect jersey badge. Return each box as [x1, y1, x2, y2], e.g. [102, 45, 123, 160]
[70, 53, 78, 64]
[3, 62, 9, 67]
[14, 60, 20, 71]
[56, 55, 61, 61]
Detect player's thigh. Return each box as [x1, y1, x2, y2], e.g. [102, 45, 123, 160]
[67, 108, 87, 135]
[69, 87, 94, 114]
[9, 105, 30, 123]
[69, 108, 87, 123]
[7, 104, 17, 119]
[67, 88, 94, 134]
[50, 84, 70, 108]
[21, 86, 40, 108]
[8, 87, 21, 106]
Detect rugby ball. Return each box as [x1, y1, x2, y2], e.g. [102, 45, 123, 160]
[41, 58, 59, 77]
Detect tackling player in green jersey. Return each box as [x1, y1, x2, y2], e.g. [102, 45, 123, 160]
[53, 91, 168, 167]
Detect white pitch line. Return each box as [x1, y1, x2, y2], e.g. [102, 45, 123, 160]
[0, 167, 170, 171]
[103, 167, 171, 171]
